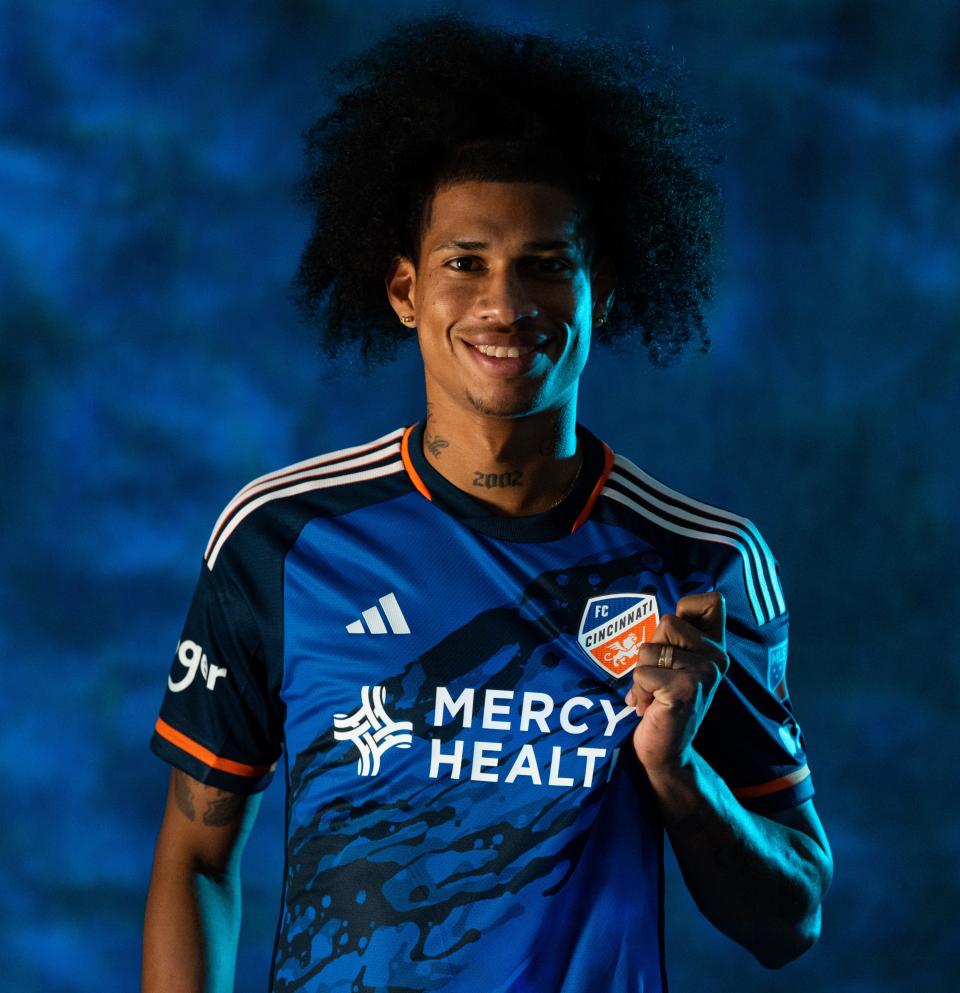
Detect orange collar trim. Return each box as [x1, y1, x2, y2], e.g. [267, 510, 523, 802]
[401, 422, 614, 534]
[570, 442, 614, 534]
[401, 424, 433, 501]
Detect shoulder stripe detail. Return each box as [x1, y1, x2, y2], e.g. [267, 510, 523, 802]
[731, 765, 810, 800]
[611, 457, 785, 618]
[206, 458, 405, 570]
[204, 429, 405, 561]
[606, 468, 776, 621]
[608, 456, 785, 624]
[603, 487, 768, 624]
[237, 426, 405, 500]
[154, 718, 274, 777]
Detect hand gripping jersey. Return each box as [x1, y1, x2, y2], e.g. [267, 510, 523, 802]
[152, 423, 814, 993]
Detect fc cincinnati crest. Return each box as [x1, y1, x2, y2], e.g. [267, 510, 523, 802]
[577, 594, 660, 678]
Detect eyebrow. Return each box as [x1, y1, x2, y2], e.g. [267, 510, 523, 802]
[429, 239, 581, 254]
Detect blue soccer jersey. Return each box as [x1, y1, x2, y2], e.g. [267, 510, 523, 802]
[152, 422, 814, 993]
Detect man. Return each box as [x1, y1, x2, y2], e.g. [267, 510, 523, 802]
[143, 15, 832, 993]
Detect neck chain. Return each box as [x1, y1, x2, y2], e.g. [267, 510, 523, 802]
[545, 452, 584, 511]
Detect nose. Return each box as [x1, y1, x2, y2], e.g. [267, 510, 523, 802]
[473, 265, 539, 325]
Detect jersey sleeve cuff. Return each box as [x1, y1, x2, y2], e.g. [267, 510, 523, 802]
[730, 764, 815, 815]
[151, 717, 277, 795]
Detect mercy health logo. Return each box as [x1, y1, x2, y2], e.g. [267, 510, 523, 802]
[333, 685, 414, 775]
[577, 594, 660, 678]
[333, 685, 635, 790]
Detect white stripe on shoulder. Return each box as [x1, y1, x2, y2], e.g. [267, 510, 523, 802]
[606, 455, 785, 625]
[206, 458, 405, 570]
[203, 427, 406, 560]
[602, 488, 768, 626]
[608, 462, 773, 620]
[611, 455, 785, 616]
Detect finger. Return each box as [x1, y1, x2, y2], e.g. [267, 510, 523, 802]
[634, 640, 727, 674]
[675, 591, 726, 646]
[633, 658, 727, 707]
[625, 683, 655, 715]
[649, 613, 712, 652]
[631, 665, 704, 710]
[630, 659, 723, 720]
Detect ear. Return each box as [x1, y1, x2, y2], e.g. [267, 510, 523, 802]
[385, 255, 418, 326]
[590, 253, 616, 326]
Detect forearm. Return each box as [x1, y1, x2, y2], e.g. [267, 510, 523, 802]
[143, 808, 248, 993]
[648, 750, 830, 967]
[143, 852, 241, 993]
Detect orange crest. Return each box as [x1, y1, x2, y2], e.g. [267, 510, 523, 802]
[577, 594, 660, 678]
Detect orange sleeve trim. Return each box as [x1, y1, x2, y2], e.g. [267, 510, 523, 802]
[154, 717, 272, 778]
[570, 442, 616, 533]
[732, 765, 811, 799]
[401, 424, 433, 501]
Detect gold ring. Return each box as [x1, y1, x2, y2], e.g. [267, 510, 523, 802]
[657, 645, 674, 669]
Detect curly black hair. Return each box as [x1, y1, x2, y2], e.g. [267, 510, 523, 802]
[295, 14, 723, 366]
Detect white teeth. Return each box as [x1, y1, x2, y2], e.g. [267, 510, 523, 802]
[474, 343, 535, 358]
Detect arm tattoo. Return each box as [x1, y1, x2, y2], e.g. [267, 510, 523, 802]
[202, 789, 246, 828]
[173, 770, 243, 827]
[472, 470, 524, 488]
[425, 432, 449, 457]
[173, 770, 196, 822]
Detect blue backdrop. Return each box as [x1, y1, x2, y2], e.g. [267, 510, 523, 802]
[2, 1, 957, 991]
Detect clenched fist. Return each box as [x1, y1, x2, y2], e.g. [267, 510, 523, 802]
[624, 591, 729, 777]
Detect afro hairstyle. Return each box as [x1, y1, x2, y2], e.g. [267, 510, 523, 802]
[294, 14, 723, 365]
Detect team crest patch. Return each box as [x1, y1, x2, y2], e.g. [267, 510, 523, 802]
[577, 594, 660, 678]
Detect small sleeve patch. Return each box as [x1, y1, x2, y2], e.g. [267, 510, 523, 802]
[767, 638, 789, 700]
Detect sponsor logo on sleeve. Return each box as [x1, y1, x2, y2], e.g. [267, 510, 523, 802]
[168, 639, 228, 693]
[778, 716, 802, 757]
[577, 594, 660, 678]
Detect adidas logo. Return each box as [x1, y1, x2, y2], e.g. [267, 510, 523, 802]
[346, 592, 410, 635]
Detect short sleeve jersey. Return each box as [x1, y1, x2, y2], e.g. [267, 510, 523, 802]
[151, 422, 814, 993]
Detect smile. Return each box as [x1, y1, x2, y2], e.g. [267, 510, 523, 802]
[472, 343, 538, 358]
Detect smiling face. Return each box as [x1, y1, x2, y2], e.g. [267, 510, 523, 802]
[388, 180, 613, 421]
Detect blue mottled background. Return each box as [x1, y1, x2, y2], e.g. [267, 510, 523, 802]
[2, 1, 957, 990]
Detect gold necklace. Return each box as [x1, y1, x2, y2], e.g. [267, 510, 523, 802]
[545, 452, 584, 511]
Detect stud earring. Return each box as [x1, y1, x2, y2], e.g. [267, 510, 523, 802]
[400, 315, 415, 324]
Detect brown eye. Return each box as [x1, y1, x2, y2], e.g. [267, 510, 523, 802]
[446, 256, 483, 272]
[530, 257, 572, 275]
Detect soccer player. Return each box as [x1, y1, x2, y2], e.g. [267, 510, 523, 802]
[143, 15, 832, 993]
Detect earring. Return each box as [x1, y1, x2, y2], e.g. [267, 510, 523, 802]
[400, 315, 415, 324]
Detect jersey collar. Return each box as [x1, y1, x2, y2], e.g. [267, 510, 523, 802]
[401, 420, 614, 543]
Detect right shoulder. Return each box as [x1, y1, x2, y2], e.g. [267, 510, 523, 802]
[203, 425, 411, 572]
